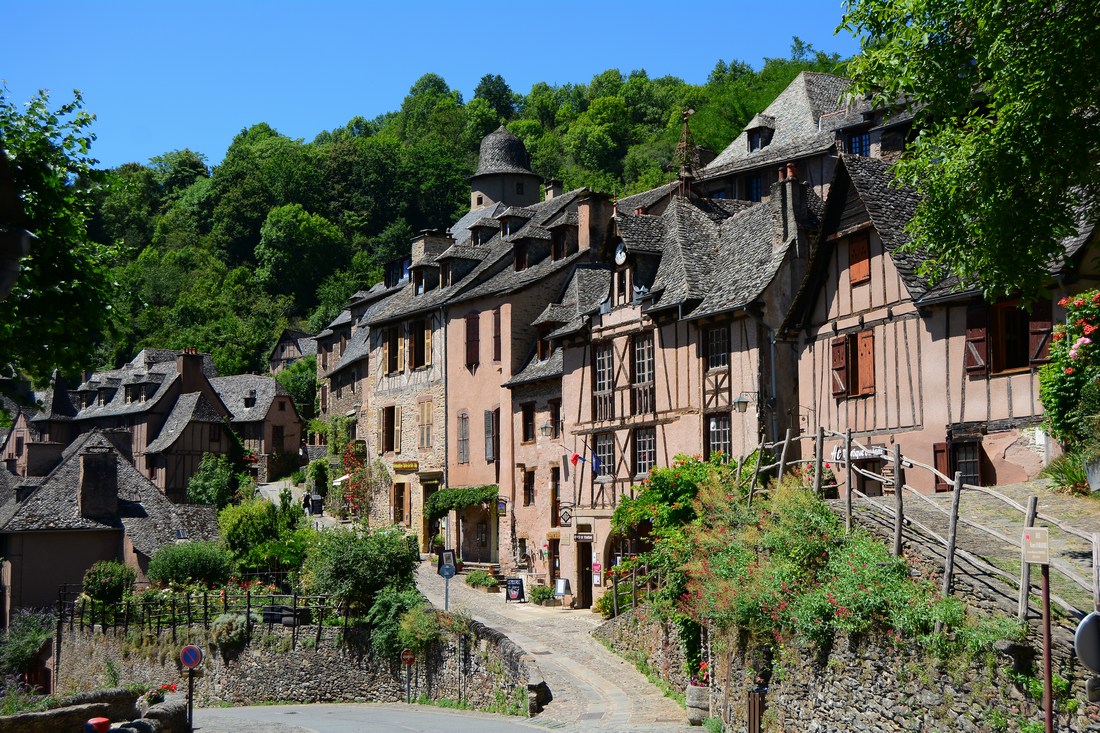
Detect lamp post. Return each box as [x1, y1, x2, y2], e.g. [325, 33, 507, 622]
[539, 421, 554, 437]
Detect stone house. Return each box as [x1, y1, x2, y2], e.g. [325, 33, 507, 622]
[782, 153, 1096, 492]
[267, 328, 317, 375]
[209, 375, 302, 482]
[0, 431, 218, 628]
[0, 349, 297, 499]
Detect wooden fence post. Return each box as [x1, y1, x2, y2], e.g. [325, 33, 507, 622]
[1018, 496, 1038, 622]
[941, 471, 964, 599]
[632, 568, 639, 609]
[749, 440, 765, 505]
[844, 429, 853, 533]
[612, 572, 620, 618]
[813, 426, 824, 496]
[777, 428, 792, 481]
[892, 444, 904, 557]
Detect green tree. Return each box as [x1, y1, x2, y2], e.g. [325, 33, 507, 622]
[300, 527, 417, 613]
[218, 495, 307, 574]
[254, 203, 350, 309]
[0, 89, 119, 386]
[147, 540, 231, 586]
[473, 73, 516, 122]
[841, 0, 1100, 299]
[187, 452, 238, 509]
[82, 560, 136, 603]
[275, 354, 317, 418]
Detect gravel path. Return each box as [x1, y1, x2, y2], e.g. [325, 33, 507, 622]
[415, 563, 688, 733]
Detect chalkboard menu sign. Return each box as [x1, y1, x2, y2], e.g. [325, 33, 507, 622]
[505, 577, 525, 603]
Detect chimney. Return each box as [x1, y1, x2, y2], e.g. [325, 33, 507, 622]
[545, 179, 563, 201]
[411, 229, 455, 265]
[103, 428, 133, 461]
[577, 193, 613, 254]
[78, 446, 118, 518]
[177, 348, 205, 393]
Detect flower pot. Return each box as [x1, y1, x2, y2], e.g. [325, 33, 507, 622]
[685, 684, 709, 726]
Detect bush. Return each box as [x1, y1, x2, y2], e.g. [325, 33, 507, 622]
[305, 458, 329, 494]
[300, 527, 418, 613]
[464, 569, 498, 588]
[399, 605, 442, 652]
[187, 453, 238, 509]
[82, 561, 135, 603]
[366, 585, 424, 659]
[1042, 449, 1090, 494]
[528, 584, 555, 604]
[0, 609, 54, 675]
[290, 470, 305, 486]
[210, 612, 257, 650]
[147, 541, 231, 587]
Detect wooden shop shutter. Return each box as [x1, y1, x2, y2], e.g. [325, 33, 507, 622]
[404, 482, 412, 526]
[394, 407, 402, 454]
[466, 313, 480, 367]
[377, 408, 384, 455]
[849, 233, 870, 286]
[382, 334, 390, 375]
[932, 442, 950, 491]
[484, 410, 496, 462]
[396, 324, 405, 374]
[856, 330, 875, 396]
[389, 483, 397, 522]
[831, 336, 849, 397]
[424, 318, 433, 367]
[964, 303, 989, 374]
[1029, 298, 1053, 365]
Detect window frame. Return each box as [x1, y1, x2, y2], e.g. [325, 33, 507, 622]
[633, 427, 656, 477]
[523, 469, 535, 506]
[705, 413, 731, 461]
[849, 232, 871, 286]
[465, 313, 480, 369]
[418, 400, 433, 450]
[521, 403, 536, 443]
[457, 412, 470, 464]
[706, 326, 730, 370]
[593, 342, 615, 421]
[594, 433, 614, 479]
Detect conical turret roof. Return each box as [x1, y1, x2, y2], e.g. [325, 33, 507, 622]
[473, 126, 537, 177]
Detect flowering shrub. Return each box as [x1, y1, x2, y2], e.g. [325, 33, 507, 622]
[1039, 290, 1100, 447]
[139, 682, 177, 706]
[689, 660, 709, 686]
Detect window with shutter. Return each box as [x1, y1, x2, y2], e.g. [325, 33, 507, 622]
[965, 303, 989, 374]
[831, 337, 848, 397]
[493, 308, 502, 362]
[466, 313, 480, 368]
[849, 233, 870, 286]
[457, 412, 469, 464]
[856, 330, 875, 396]
[377, 408, 384, 455]
[404, 482, 412, 525]
[394, 407, 402, 454]
[396, 324, 405, 374]
[484, 410, 496, 462]
[424, 317, 433, 367]
[1029, 299, 1053, 365]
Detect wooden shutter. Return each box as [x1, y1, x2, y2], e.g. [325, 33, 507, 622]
[389, 483, 396, 522]
[964, 303, 989, 374]
[396, 324, 405, 374]
[424, 318, 433, 367]
[932, 442, 950, 492]
[484, 410, 495, 462]
[394, 407, 402, 454]
[382, 334, 390, 375]
[493, 308, 502, 361]
[404, 482, 412, 526]
[1029, 298, 1053, 365]
[377, 408, 384, 455]
[466, 313, 480, 367]
[831, 336, 848, 397]
[856, 330, 875, 395]
[849, 233, 870, 285]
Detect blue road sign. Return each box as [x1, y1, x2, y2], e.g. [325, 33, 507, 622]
[180, 644, 203, 669]
[440, 564, 456, 579]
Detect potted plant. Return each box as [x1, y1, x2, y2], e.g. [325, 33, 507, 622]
[685, 660, 709, 726]
[529, 584, 557, 606]
[455, 556, 464, 573]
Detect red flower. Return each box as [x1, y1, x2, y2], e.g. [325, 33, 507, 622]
[1075, 298, 1087, 307]
[1065, 367, 1075, 375]
[1059, 296, 1070, 306]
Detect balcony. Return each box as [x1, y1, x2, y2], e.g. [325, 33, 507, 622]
[594, 391, 614, 421]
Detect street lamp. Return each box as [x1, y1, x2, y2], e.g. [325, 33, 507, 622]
[732, 395, 751, 413]
[539, 420, 555, 437]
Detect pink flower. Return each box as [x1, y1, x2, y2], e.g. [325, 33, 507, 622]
[1075, 298, 1087, 307]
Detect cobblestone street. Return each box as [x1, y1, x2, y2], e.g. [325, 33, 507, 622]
[415, 562, 688, 733]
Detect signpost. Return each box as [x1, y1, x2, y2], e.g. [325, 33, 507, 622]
[1022, 529, 1053, 733]
[179, 644, 204, 730]
[400, 648, 415, 703]
[439, 550, 456, 611]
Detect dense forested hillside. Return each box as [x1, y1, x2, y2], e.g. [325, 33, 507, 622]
[89, 41, 843, 376]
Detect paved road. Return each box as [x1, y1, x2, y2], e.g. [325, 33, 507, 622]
[416, 563, 687, 733]
[195, 703, 538, 733]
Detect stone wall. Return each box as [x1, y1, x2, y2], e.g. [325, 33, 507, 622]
[55, 618, 536, 714]
[2, 688, 187, 733]
[598, 608, 1100, 732]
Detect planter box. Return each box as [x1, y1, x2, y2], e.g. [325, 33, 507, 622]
[480, 585, 501, 593]
[536, 599, 562, 607]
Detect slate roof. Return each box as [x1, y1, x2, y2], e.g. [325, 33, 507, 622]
[702, 72, 857, 179]
[617, 183, 677, 214]
[368, 189, 587, 324]
[269, 329, 317, 362]
[504, 347, 564, 388]
[142, 393, 224, 455]
[0, 432, 217, 555]
[449, 203, 505, 243]
[209, 375, 290, 423]
[472, 126, 538, 178]
[537, 266, 613, 339]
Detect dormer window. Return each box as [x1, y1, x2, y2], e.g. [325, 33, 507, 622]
[244, 390, 257, 408]
[848, 131, 871, 157]
[476, 194, 484, 206]
[748, 129, 766, 152]
[413, 271, 425, 295]
[514, 242, 528, 272]
[536, 325, 553, 361]
[440, 262, 451, 288]
[551, 231, 565, 261]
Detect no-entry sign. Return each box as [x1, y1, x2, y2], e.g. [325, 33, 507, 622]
[400, 648, 416, 666]
[180, 644, 203, 669]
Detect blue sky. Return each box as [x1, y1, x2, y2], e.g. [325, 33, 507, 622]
[4, 1, 859, 169]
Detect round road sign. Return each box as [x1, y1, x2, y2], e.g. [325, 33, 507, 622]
[400, 648, 416, 666]
[180, 644, 204, 669]
[440, 564, 456, 579]
[1075, 611, 1100, 675]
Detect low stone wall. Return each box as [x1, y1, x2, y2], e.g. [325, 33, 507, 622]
[56, 618, 534, 713]
[2, 687, 186, 733]
[598, 608, 1100, 732]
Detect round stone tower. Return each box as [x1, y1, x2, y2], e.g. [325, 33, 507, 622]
[469, 125, 542, 210]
